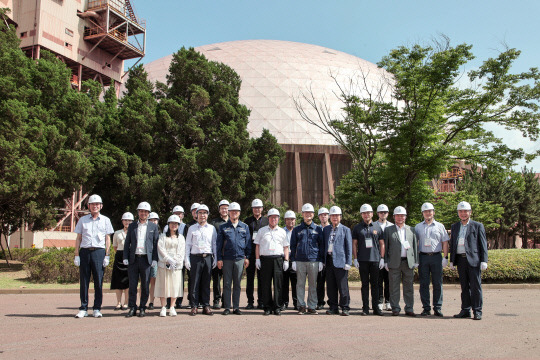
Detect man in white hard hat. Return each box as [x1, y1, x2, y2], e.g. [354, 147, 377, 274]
[282, 210, 298, 310]
[123, 201, 160, 318]
[352, 204, 385, 316]
[216, 202, 251, 315]
[316, 207, 330, 310]
[255, 208, 290, 315]
[210, 200, 230, 309]
[450, 201, 488, 320]
[376, 204, 393, 311]
[73, 195, 114, 318]
[323, 206, 353, 316]
[415, 202, 449, 317]
[185, 204, 218, 316]
[244, 199, 268, 309]
[290, 203, 324, 315]
[383, 206, 418, 317]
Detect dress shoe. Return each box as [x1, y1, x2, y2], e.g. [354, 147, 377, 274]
[126, 308, 137, 318]
[147, 303, 154, 310]
[405, 311, 416, 317]
[233, 309, 242, 315]
[212, 301, 221, 310]
[434, 309, 444, 317]
[222, 309, 230, 315]
[257, 304, 264, 310]
[263, 309, 271, 316]
[203, 306, 213, 316]
[341, 309, 350, 316]
[114, 305, 122, 311]
[274, 309, 281, 316]
[307, 308, 318, 315]
[190, 307, 197, 316]
[453, 311, 471, 318]
[282, 302, 288, 310]
[360, 310, 369, 316]
[297, 306, 306, 315]
[473, 313, 482, 320]
[122, 304, 129, 310]
[137, 309, 146, 317]
[326, 309, 339, 315]
[373, 310, 384, 316]
[293, 305, 298, 311]
[421, 309, 431, 316]
[392, 311, 399, 316]
[316, 305, 321, 310]
[245, 303, 255, 310]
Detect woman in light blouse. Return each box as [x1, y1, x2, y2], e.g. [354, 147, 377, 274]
[154, 215, 186, 316]
[110, 212, 134, 310]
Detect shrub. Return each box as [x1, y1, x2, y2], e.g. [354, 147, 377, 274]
[0, 248, 42, 262]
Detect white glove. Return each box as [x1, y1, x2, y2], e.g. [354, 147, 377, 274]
[480, 262, 488, 271]
[354, 259, 359, 269]
[414, 263, 419, 269]
[123, 259, 129, 266]
[169, 263, 177, 270]
[184, 259, 191, 271]
[384, 263, 389, 271]
[103, 256, 110, 268]
[256, 259, 261, 270]
[291, 261, 296, 271]
[344, 264, 351, 271]
[167, 258, 177, 268]
[318, 262, 323, 272]
[442, 258, 448, 267]
[449, 262, 454, 270]
[212, 258, 217, 269]
[151, 260, 157, 268]
[283, 260, 289, 271]
[379, 258, 384, 270]
[74, 256, 80, 267]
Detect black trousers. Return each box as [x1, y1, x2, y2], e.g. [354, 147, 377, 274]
[189, 255, 212, 307]
[378, 267, 390, 304]
[79, 247, 105, 311]
[260, 256, 284, 311]
[128, 255, 151, 310]
[246, 254, 262, 305]
[325, 255, 350, 311]
[282, 268, 297, 307]
[317, 267, 327, 306]
[359, 261, 379, 311]
[212, 267, 222, 303]
[456, 255, 483, 315]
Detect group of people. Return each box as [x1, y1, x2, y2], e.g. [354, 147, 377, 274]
[73, 195, 488, 320]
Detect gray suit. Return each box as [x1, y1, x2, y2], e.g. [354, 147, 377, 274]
[384, 224, 418, 313]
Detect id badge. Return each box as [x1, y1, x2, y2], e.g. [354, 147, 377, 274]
[365, 238, 373, 248]
[403, 240, 411, 249]
[328, 243, 334, 253]
[424, 237, 432, 247]
[253, 231, 258, 241]
[458, 237, 465, 246]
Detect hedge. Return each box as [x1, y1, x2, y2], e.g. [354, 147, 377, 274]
[0, 248, 42, 262]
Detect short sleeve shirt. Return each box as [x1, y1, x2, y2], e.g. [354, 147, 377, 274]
[415, 220, 449, 253]
[255, 226, 289, 256]
[352, 221, 383, 262]
[74, 214, 114, 248]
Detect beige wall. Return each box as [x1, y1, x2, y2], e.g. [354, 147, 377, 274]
[1, 231, 77, 249]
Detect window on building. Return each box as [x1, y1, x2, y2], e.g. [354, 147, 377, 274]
[65, 42, 72, 50]
[65, 28, 74, 37]
[20, 32, 27, 38]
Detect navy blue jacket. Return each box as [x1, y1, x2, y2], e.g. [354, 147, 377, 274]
[450, 220, 488, 267]
[323, 224, 353, 268]
[290, 221, 324, 262]
[216, 220, 252, 261]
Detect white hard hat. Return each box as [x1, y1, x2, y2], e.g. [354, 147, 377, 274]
[421, 202, 435, 212]
[267, 208, 280, 217]
[329, 206, 342, 215]
[228, 202, 241, 211]
[251, 199, 263, 208]
[167, 214, 181, 224]
[360, 204, 373, 213]
[197, 204, 209, 213]
[457, 201, 472, 211]
[393, 206, 407, 215]
[190, 203, 200, 211]
[318, 207, 329, 215]
[137, 202, 151, 211]
[172, 205, 184, 213]
[121, 212, 134, 221]
[377, 204, 389, 212]
[301, 203, 315, 212]
[218, 200, 230, 209]
[148, 212, 159, 220]
[284, 210, 296, 219]
[88, 194, 102, 204]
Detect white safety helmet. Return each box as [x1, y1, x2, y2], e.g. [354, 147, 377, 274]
[190, 203, 200, 212]
[301, 203, 315, 212]
[197, 204, 209, 213]
[121, 212, 134, 221]
[167, 214, 181, 224]
[228, 202, 241, 211]
[148, 212, 159, 220]
[318, 207, 329, 216]
[421, 202, 435, 212]
[393, 206, 407, 215]
[172, 205, 184, 213]
[267, 208, 280, 217]
[377, 204, 389, 213]
[284, 210, 296, 219]
[218, 199, 230, 209]
[360, 204, 373, 213]
[457, 201, 472, 211]
[88, 194, 102, 204]
[137, 202, 151, 211]
[329, 206, 342, 215]
[251, 199, 263, 208]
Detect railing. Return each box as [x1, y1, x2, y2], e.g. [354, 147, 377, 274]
[87, 0, 146, 28]
[84, 26, 127, 42]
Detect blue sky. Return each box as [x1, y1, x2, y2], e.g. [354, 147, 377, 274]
[127, 0, 540, 171]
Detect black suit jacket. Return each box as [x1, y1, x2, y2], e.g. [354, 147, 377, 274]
[123, 221, 159, 264]
[450, 220, 488, 267]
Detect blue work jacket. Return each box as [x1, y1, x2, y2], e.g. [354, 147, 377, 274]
[216, 220, 251, 261]
[290, 221, 324, 262]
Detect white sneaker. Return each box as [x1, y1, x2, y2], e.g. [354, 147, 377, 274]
[160, 307, 167, 317]
[93, 310, 103, 318]
[75, 310, 88, 318]
[385, 303, 392, 311]
[378, 303, 383, 311]
[169, 307, 177, 317]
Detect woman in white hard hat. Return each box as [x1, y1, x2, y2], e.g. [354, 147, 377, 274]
[111, 212, 134, 310]
[154, 215, 186, 317]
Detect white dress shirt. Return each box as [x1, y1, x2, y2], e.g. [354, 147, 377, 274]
[185, 223, 217, 257]
[396, 224, 407, 257]
[136, 221, 148, 255]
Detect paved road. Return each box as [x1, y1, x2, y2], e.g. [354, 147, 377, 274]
[1, 288, 538, 359]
